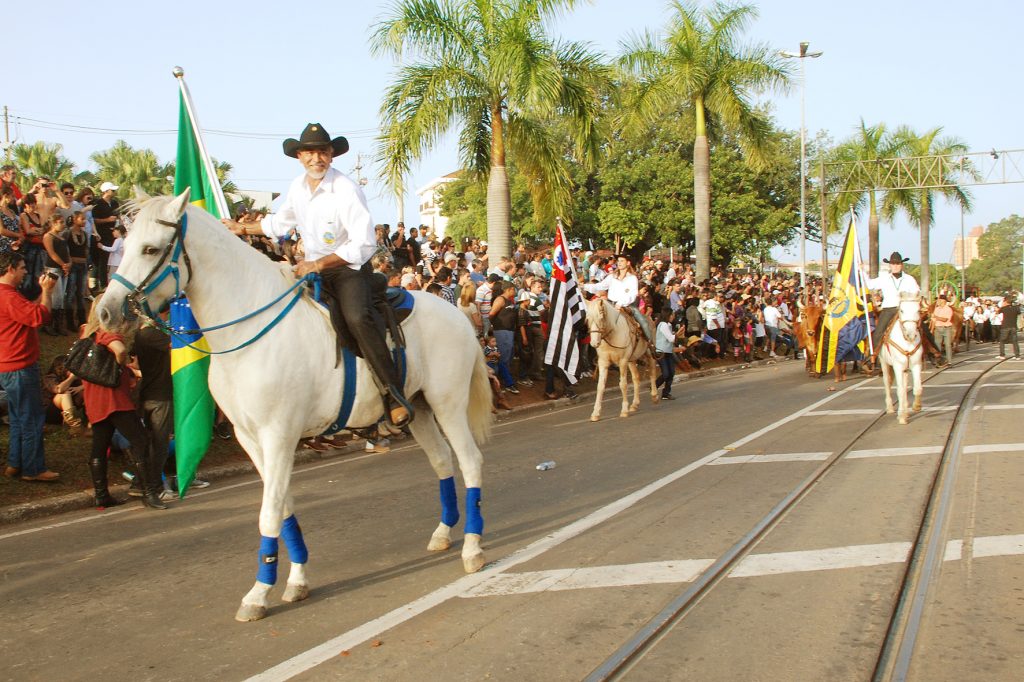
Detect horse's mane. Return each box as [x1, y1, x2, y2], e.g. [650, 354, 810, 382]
[129, 194, 293, 286]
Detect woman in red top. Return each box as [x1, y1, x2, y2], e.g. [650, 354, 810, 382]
[80, 309, 167, 510]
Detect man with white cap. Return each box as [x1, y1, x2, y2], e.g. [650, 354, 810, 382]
[90, 181, 120, 290]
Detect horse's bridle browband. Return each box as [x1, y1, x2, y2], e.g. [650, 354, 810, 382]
[110, 213, 192, 321]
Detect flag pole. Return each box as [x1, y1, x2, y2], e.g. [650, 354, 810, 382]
[851, 211, 874, 356]
[172, 67, 231, 219]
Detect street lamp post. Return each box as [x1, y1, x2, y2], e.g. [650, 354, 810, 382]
[960, 204, 966, 297]
[780, 42, 823, 293]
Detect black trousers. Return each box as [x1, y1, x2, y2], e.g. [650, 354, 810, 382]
[321, 265, 400, 391]
[871, 308, 898, 355]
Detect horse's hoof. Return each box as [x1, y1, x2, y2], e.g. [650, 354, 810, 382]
[619, 412, 629, 418]
[281, 583, 309, 603]
[899, 417, 909, 425]
[886, 407, 895, 414]
[427, 535, 452, 552]
[913, 404, 922, 413]
[463, 552, 486, 574]
[628, 406, 639, 413]
[590, 415, 600, 422]
[235, 603, 268, 622]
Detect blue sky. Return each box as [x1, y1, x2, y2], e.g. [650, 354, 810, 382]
[6, 0, 1021, 266]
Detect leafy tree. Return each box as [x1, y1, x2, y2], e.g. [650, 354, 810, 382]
[371, 0, 611, 260]
[90, 140, 175, 197]
[882, 126, 971, 296]
[617, 0, 790, 281]
[10, 141, 76, 188]
[829, 120, 902, 276]
[438, 165, 535, 243]
[592, 111, 801, 266]
[965, 215, 1024, 294]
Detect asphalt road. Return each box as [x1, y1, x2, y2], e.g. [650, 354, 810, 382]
[1, 348, 1021, 682]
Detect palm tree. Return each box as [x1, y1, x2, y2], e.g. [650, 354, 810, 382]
[831, 120, 901, 277]
[618, 1, 790, 281]
[90, 141, 170, 197]
[11, 141, 76, 187]
[371, 0, 610, 260]
[882, 126, 971, 296]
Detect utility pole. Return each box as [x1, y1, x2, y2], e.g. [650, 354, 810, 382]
[3, 106, 10, 162]
[352, 153, 368, 188]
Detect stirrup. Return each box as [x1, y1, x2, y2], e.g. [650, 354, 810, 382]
[386, 388, 414, 428]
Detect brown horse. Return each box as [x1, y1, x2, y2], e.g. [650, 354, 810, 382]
[795, 303, 823, 376]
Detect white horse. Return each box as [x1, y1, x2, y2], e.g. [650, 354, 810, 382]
[96, 191, 492, 622]
[879, 294, 924, 424]
[585, 297, 659, 422]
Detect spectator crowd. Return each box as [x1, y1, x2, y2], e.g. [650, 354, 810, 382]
[2, 160, 1022, 510]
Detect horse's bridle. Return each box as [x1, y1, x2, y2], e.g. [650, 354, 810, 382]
[109, 213, 192, 321]
[588, 302, 628, 349]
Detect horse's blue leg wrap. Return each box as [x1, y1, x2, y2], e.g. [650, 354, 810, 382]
[439, 477, 460, 527]
[281, 514, 308, 564]
[256, 536, 279, 585]
[465, 487, 483, 535]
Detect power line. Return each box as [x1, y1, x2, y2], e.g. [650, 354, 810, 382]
[11, 113, 381, 140]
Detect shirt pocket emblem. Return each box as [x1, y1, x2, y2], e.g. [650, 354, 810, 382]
[323, 231, 336, 245]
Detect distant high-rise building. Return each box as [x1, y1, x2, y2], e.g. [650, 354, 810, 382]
[951, 225, 984, 270]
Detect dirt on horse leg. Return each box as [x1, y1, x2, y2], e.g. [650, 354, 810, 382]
[591, 360, 609, 422]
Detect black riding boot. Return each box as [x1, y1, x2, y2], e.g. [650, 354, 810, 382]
[88, 457, 125, 509]
[128, 446, 167, 510]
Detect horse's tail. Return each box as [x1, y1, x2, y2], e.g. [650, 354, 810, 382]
[467, 351, 493, 445]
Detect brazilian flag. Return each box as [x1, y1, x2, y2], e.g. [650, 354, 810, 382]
[171, 90, 220, 496]
[814, 221, 872, 374]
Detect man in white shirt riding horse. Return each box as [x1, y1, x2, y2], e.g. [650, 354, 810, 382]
[222, 123, 412, 427]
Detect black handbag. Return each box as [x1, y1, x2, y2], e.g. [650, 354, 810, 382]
[65, 334, 123, 388]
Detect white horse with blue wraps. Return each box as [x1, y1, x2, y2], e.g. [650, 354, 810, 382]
[95, 191, 492, 622]
[880, 294, 925, 425]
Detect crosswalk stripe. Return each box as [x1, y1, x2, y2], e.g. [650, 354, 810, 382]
[461, 534, 1024, 596]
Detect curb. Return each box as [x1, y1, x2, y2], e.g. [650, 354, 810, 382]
[0, 354, 793, 527]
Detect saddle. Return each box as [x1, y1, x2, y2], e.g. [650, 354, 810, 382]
[871, 316, 938, 361]
[317, 271, 413, 363]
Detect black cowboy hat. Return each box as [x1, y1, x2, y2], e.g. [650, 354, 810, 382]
[283, 123, 349, 158]
[883, 251, 911, 264]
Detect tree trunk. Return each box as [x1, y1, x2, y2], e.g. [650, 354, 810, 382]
[694, 135, 711, 282]
[487, 103, 511, 261]
[919, 192, 931, 299]
[487, 167, 511, 261]
[868, 192, 879, 278]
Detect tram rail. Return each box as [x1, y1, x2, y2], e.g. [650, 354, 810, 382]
[586, 352, 1007, 682]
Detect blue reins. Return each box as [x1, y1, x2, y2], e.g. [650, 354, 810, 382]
[110, 211, 317, 355]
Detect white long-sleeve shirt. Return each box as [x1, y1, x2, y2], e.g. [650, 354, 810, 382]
[585, 272, 638, 307]
[863, 272, 920, 309]
[99, 236, 124, 267]
[260, 167, 375, 269]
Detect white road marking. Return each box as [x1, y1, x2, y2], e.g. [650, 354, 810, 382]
[942, 369, 984, 373]
[708, 452, 832, 465]
[992, 369, 1024, 372]
[977, 403, 1024, 410]
[854, 384, 972, 390]
[463, 560, 716, 597]
[983, 382, 1024, 387]
[847, 446, 944, 459]
[730, 542, 912, 577]
[460, 534, 1024, 596]
[920, 405, 958, 412]
[963, 443, 1024, 454]
[804, 409, 882, 416]
[247, 378, 873, 681]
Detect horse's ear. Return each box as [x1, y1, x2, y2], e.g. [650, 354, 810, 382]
[166, 188, 191, 220]
[133, 185, 152, 202]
